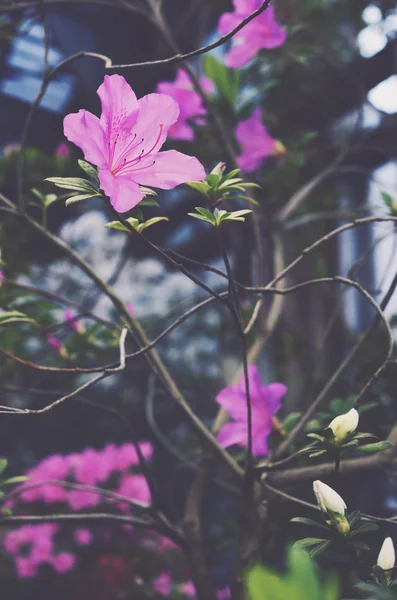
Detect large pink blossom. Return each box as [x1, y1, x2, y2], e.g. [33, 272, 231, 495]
[218, 0, 286, 68]
[64, 74, 205, 212]
[157, 69, 214, 141]
[235, 107, 285, 172]
[216, 365, 287, 456]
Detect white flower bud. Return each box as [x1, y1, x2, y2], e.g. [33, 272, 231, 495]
[377, 537, 395, 571]
[328, 408, 359, 443]
[313, 480, 347, 516]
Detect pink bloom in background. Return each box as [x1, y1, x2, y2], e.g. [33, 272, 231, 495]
[153, 572, 172, 596]
[235, 107, 285, 172]
[74, 528, 93, 546]
[0, 269, 4, 287]
[217, 587, 231, 600]
[216, 365, 287, 456]
[3, 143, 21, 157]
[5, 441, 154, 578]
[64, 74, 205, 213]
[54, 142, 71, 158]
[50, 552, 76, 573]
[157, 69, 214, 141]
[126, 302, 136, 315]
[179, 581, 196, 597]
[218, 0, 286, 68]
[47, 335, 68, 358]
[63, 308, 85, 334]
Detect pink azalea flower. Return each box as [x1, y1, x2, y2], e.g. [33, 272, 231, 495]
[157, 69, 214, 141]
[217, 587, 231, 600]
[153, 572, 172, 596]
[235, 108, 285, 172]
[218, 0, 286, 68]
[74, 528, 93, 546]
[179, 581, 196, 597]
[55, 142, 71, 158]
[67, 489, 99, 510]
[216, 365, 287, 456]
[50, 552, 76, 573]
[3, 143, 20, 157]
[63, 308, 85, 334]
[64, 74, 206, 213]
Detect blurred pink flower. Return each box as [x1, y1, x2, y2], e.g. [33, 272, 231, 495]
[157, 69, 214, 141]
[153, 572, 172, 596]
[117, 473, 151, 505]
[74, 528, 93, 546]
[218, 0, 286, 68]
[64, 74, 205, 212]
[217, 587, 231, 600]
[64, 308, 85, 334]
[47, 335, 68, 358]
[126, 302, 136, 315]
[68, 489, 99, 510]
[235, 108, 285, 172]
[179, 581, 196, 597]
[51, 552, 76, 573]
[216, 365, 287, 455]
[3, 143, 21, 157]
[54, 142, 71, 158]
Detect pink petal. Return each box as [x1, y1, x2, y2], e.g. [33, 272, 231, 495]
[129, 150, 205, 189]
[237, 365, 263, 398]
[251, 428, 271, 456]
[63, 110, 107, 168]
[131, 93, 180, 157]
[216, 387, 248, 421]
[217, 422, 247, 449]
[225, 38, 260, 68]
[168, 120, 195, 141]
[262, 383, 287, 414]
[98, 168, 144, 213]
[218, 12, 242, 36]
[97, 74, 139, 136]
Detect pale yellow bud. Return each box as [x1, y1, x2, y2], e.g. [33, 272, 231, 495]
[328, 408, 359, 443]
[377, 537, 395, 571]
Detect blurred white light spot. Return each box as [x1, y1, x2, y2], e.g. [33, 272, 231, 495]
[384, 13, 397, 35]
[357, 25, 387, 58]
[362, 5, 382, 24]
[368, 75, 397, 114]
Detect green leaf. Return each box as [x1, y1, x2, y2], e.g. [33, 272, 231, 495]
[350, 522, 379, 536]
[1, 507, 13, 516]
[196, 206, 215, 219]
[0, 310, 36, 326]
[104, 220, 131, 233]
[358, 441, 393, 453]
[78, 160, 99, 182]
[290, 517, 329, 531]
[306, 433, 327, 443]
[205, 174, 219, 187]
[0, 475, 30, 486]
[65, 193, 101, 206]
[187, 181, 211, 197]
[139, 186, 157, 197]
[293, 537, 328, 550]
[309, 540, 332, 557]
[188, 213, 214, 224]
[309, 449, 328, 458]
[137, 217, 168, 232]
[0, 459, 8, 475]
[45, 177, 97, 193]
[203, 55, 240, 106]
[138, 196, 160, 208]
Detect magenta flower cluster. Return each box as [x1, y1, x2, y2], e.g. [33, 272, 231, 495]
[4, 442, 152, 577]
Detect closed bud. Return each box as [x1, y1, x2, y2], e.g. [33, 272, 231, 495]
[313, 480, 350, 534]
[377, 537, 395, 571]
[328, 408, 359, 444]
